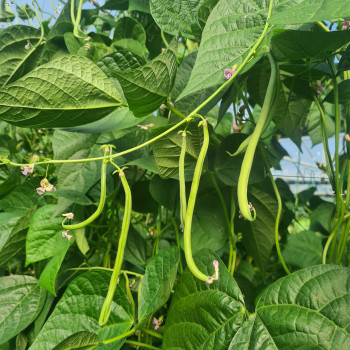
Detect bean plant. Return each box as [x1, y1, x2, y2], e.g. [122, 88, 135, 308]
[0, 0, 350, 349]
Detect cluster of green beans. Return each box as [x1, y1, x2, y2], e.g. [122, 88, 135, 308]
[99, 167, 132, 326]
[237, 52, 278, 221]
[180, 118, 218, 283]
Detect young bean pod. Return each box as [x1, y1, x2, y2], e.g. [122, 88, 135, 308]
[179, 131, 187, 229]
[183, 119, 216, 282]
[62, 151, 108, 230]
[237, 52, 277, 221]
[99, 168, 132, 326]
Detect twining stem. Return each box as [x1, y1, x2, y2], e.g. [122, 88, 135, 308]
[99, 167, 132, 326]
[188, 0, 275, 118]
[183, 118, 211, 282]
[313, 95, 335, 186]
[125, 341, 160, 350]
[62, 152, 108, 230]
[32, 1, 44, 46]
[259, 144, 290, 274]
[102, 328, 135, 345]
[237, 52, 277, 221]
[73, 0, 85, 38]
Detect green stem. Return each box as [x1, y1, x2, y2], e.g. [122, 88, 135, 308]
[73, 0, 85, 38]
[141, 328, 163, 339]
[70, 0, 76, 26]
[99, 167, 132, 326]
[187, 0, 274, 118]
[125, 340, 160, 350]
[31, 1, 44, 46]
[102, 328, 135, 345]
[6, 117, 193, 168]
[237, 52, 277, 221]
[183, 119, 210, 282]
[167, 102, 187, 120]
[161, 30, 168, 47]
[259, 144, 290, 274]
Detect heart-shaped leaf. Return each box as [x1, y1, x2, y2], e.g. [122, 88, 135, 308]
[0, 275, 47, 343]
[111, 41, 177, 117]
[178, 0, 270, 99]
[137, 246, 179, 326]
[229, 265, 350, 349]
[53, 331, 99, 350]
[0, 25, 42, 87]
[30, 271, 133, 350]
[162, 250, 246, 349]
[0, 55, 123, 128]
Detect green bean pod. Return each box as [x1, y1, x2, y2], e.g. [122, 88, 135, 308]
[99, 169, 132, 326]
[62, 157, 108, 230]
[183, 120, 211, 282]
[179, 131, 187, 229]
[237, 52, 277, 221]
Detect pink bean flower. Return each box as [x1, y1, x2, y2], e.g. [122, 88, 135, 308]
[224, 65, 238, 80]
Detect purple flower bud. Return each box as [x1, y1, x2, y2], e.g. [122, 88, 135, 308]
[342, 20, 350, 30]
[152, 317, 163, 330]
[62, 230, 72, 241]
[232, 123, 242, 133]
[224, 65, 238, 80]
[62, 212, 74, 220]
[21, 163, 34, 176]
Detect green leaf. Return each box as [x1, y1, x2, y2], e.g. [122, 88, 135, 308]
[283, 230, 323, 268]
[229, 265, 350, 349]
[15, 332, 27, 350]
[0, 25, 42, 87]
[171, 51, 221, 117]
[163, 250, 245, 350]
[128, 0, 150, 14]
[103, 0, 129, 10]
[113, 17, 146, 56]
[271, 30, 350, 61]
[151, 121, 203, 178]
[324, 80, 350, 104]
[0, 55, 123, 128]
[111, 41, 177, 117]
[0, 275, 47, 344]
[0, 179, 40, 214]
[272, 86, 311, 148]
[150, 0, 206, 39]
[149, 175, 178, 210]
[124, 226, 152, 267]
[30, 271, 133, 349]
[0, 206, 36, 267]
[63, 32, 81, 55]
[53, 331, 99, 350]
[48, 0, 75, 40]
[235, 180, 277, 275]
[137, 246, 179, 326]
[269, 0, 350, 25]
[16, 5, 35, 20]
[38, 240, 70, 296]
[74, 228, 90, 256]
[25, 205, 68, 265]
[214, 134, 266, 186]
[51, 129, 123, 214]
[177, 0, 269, 99]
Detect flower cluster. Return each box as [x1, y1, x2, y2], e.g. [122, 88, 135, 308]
[309, 80, 326, 94]
[36, 178, 56, 195]
[224, 64, 238, 80]
[62, 230, 72, 241]
[21, 163, 34, 176]
[152, 316, 164, 330]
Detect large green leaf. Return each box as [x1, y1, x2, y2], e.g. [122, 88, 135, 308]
[324, 80, 350, 104]
[0, 275, 47, 343]
[0, 55, 123, 128]
[269, 0, 350, 25]
[151, 122, 203, 178]
[229, 265, 350, 349]
[150, 0, 206, 39]
[29, 271, 133, 350]
[53, 331, 99, 350]
[129, 0, 150, 14]
[162, 250, 246, 350]
[113, 17, 146, 56]
[0, 206, 36, 267]
[111, 41, 177, 117]
[177, 0, 269, 99]
[235, 180, 277, 275]
[283, 230, 323, 268]
[271, 30, 350, 61]
[137, 246, 179, 326]
[0, 25, 42, 87]
[26, 205, 69, 265]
